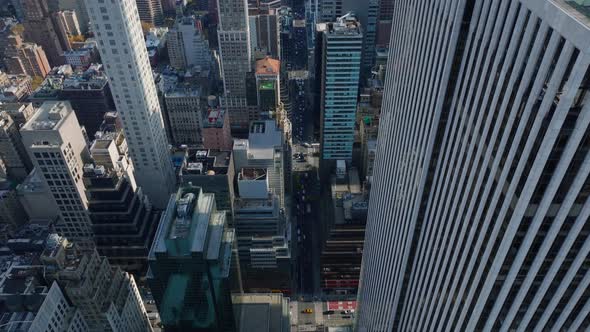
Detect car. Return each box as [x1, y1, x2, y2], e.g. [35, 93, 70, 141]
[342, 315, 352, 319]
[302, 308, 313, 314]
[323, 310, 335, 315]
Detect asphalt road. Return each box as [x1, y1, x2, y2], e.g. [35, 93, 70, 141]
[292, 145, 321, 299]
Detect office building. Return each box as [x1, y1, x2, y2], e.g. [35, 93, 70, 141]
[147, 185, 237, 331]
[20, 101, 94, 249]
[85, 0, 176, 209]
[179, 149, 235, 212]
[203, 108, 233, 150]
[0, 102, 36, 127]
[317, 0, 378, 69]
[16, 167, 61, 222]
[54, 0, 89, 33]
[30, 64, 114, 137]
[217, 0, 252, 131]
[84, 130, 160, 273]
[320, 166, 367, 296]
[232, 293, 291, 332]
[249, 10, 280, 60]
[136, 0, 164, 26]
[4, 35, 51, 78]
[0, 17, 19, 64]
[0, 260, 90, 332]
[0, 179, 28, 232]
[319, 15, 362, 161]
[21, 0, 68, 66]
[145, 27, 168, 66]
[255, 56, 281, 113]
[41, 235, 153, 332]
[356, 1, 590, 331]
[64, 40, 98, 68]
[375, 0, 393, 49]
[232, 120, 290, 292]
[0, 74, 33, 103]
[0, 112, 33, 181]
[167, 16, 212, 71]
[164, 87, 203, 146]
[54, 10, 82, 37]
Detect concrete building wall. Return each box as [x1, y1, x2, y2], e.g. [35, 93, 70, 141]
[357, 1, 590, 331]
[85, 0, 175, 209]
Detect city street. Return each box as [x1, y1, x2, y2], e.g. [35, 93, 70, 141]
[291, 143, 321, 299]
[289, 301, 354, 331]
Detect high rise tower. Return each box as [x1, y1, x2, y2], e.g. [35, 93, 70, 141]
[217, 0, 252, 131]
[84, 0, 175, 209]
[319, 15, 362, 162]
[21, 101, 94, 250]
[147, 185, 237, 331]
[357, 1, 590, 331]
[21, 0, 69, 66]
[135, 0, 164, 26]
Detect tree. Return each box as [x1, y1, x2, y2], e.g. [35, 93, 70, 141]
[141, 21, 154, 35]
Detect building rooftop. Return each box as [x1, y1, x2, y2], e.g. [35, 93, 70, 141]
[21, 101, 72, 132]
[182, 149, 231, 175]
[16, 168, 46, 193]
[164, 86, 201, 98]
[239, 168, 267, 181]
[327, 13, 362, 35]
[203, 108, 227, 128]
[151, 185, 230, 260]
[256, 57, 280, 76]
[243, 120, 283, 160]
[31, 64, 108, 100]
[232, 293, 290, 332]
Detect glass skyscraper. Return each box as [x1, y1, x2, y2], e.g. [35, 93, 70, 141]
[147, 185, 237, 331]
[319, 14, 362, 161]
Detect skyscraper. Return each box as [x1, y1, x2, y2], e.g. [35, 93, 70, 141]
[375, 0, 393, 49]
[147, 184, 237, 331]
[84, 129, 160, 273]
[255, 56, 280, 113]
[232, 120, 291, 292]
[167, 16, 212, 71]
[41, 235, 153, 332]
[54, 10, 82, 37]
[319, 15, 362, 161]
[357, 1, 590, 331]
[317, 0, 378, 69]
[21, 101, 94, 250]
[21, 0, 69, 66]
[0, 111, 33, 181]
[135, 0, 164, 26]
[54, 0, 90, 33]
[4, 34, 51, 78]
[164, 87, 203, 146]
[84, 0, 175, 209]
[217, 0, 252, 131]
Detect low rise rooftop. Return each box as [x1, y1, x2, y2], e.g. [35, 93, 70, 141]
[21, 101, 72, 132]
[182, 149, 231, 175]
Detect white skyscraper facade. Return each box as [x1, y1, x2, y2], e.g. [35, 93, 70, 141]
[84, 0, 175, 209]
[357, 1, 590, 331]
[21, 101, 94, 249]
